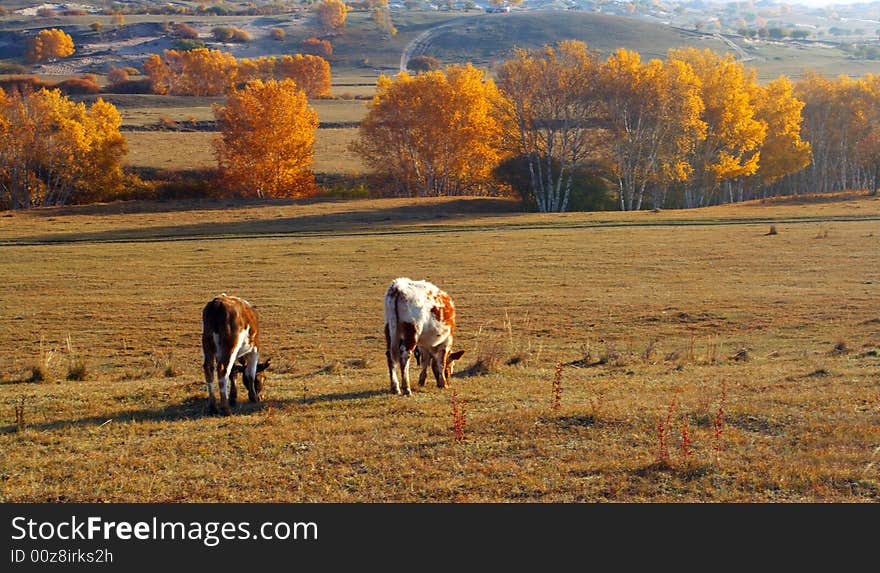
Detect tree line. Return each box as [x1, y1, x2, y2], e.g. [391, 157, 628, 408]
[4, 41, 880, 210]
[143, 49, 332, 98]
[359, 41, 829, 211]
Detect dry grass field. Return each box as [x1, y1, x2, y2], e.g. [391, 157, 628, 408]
[123, 128, 364, 174]
[0, 194, 878, 502]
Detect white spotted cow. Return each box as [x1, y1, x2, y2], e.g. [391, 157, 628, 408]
[201, 294, 270, 415]
[383, 278, 465, 396]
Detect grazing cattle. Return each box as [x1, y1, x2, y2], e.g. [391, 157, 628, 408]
[384, 278, 465, 396]
[201, 294, 270, 415]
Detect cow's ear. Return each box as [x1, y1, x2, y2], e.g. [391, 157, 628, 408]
[256, 359, 271, 372]
[448, 350, 465, 362]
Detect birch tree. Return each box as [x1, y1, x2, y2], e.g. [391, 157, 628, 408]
[667, 48, 766, 207]
[496, 40, 602, 212]
[599, 49, 705, 210]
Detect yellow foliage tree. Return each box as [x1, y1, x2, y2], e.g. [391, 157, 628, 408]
[276, 54, 332, 98]
[497, 40, 602, 212]
[214, 79, 318, 198]
[144, 50, 331, 98]
[599, 49, 706, 210]
[752, 76, 811, 187]
[0, 88, 126, 209]
[144, 49, 239, 96]
[26, 28, 75, 63]
[372, 7, 397, 37]
[353, 64, 505, 196]
[667, 48, 766, 207]
[314, 0, 350, 34]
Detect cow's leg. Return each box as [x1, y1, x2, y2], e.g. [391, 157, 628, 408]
[418, 346, 431, 387]
[398, 323, 418, 396]
[431, 348, 447, 389]
[243, 351, 260, 403]
[386, 323, 401, 395]
[217, 330, 249, 415]
[229, 367, 238, 408]
[202, 334, 218, 414]
[216, 360, 232, 416]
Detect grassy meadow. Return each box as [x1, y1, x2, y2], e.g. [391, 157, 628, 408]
[0, 194, 878, 502]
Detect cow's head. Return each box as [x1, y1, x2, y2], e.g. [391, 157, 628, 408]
[444, 349, 465, 382]
[232, 359, 271, 402]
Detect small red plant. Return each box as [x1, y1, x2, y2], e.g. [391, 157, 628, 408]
[656, 416, 668, 465]
[680, 416, 693, 459]
[656, 399, 676, 465]
[451, 388, 466, 441]
[551, 362, 563, 412]
[713, 381, 727, 458]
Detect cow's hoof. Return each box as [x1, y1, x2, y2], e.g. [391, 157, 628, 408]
[402, 388, 412, 396]
[208, 401, 219, 415]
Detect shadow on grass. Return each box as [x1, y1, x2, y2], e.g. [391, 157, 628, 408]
[280, 388, 388, 406]
[11, 197, 524, 245]
[0, 396, 270, 434]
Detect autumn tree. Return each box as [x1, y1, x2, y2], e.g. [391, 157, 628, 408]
[598, 49, 706, 210]
[372, 6, 397, 37]
[794, 73, 874, 194]
[300, 37, 333, 59]
[107, 67, 130, 86]
[353, 64, 506, 197]
[145, 50, 331, 98]
[214, 79, 318, 198]
[237, 56, 278, 84]
[667, 48, 766, 207]
[856, 129, 880, 194]
[408, 55, 442, 73]
[25, 29, 75, 63]
[0, 87, 127, 209]
[314, 0, 350, 34]
[747, 76, 810, 198]
[144, 48, 239, 96]
[497, 40, 603, 212]
[276, 54, 331, 97]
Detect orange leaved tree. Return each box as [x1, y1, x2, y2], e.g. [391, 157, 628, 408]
[214, 79, 318, 198]
[353, 64, 506, 197]
[143, 48, 239, 96]
[0, 87, 126, 209]
[314, 0, 350, 34]
[276, 54, 331, 97]
[667, 48, 766, 207]
[26, 28, 75, 63]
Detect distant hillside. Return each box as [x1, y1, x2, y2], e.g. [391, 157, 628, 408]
[409, 11, 734, 66]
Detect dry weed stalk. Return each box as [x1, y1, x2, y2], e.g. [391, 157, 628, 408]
[551, 363, 563, 413]
[713, 381, 727, 459]
[680, 417, 693, 459]
[451, 388, 466, 441]
[14, 396, 26, 431]
[657, 399, 676, 465]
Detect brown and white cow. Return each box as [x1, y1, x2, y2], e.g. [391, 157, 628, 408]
[201, 294, 270, 415]
[384, 278, 465, 396]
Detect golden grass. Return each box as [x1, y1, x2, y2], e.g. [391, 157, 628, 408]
[0, 196, 878, 502]
[123, 127, 364, 174]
